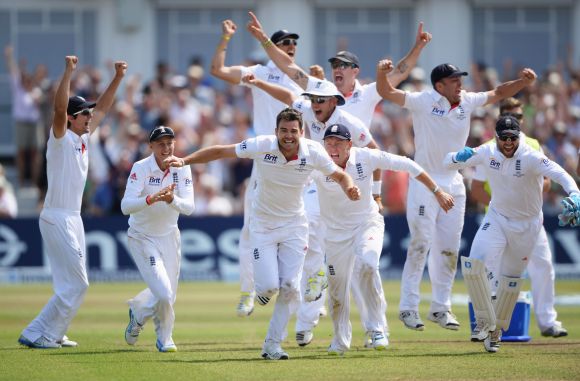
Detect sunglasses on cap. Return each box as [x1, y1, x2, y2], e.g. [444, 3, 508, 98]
[277, 39, 297, 46]
[309, 96, 331, 104]
[496, 133, 519, 142]
[73, 108, 93, 117]
[330, 61, 357, 70]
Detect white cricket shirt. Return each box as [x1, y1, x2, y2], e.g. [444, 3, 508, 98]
[404, 88, 487, 185]
[235, 135, 338, 228]
[314, 147, 422, 231]
[43, 128, 89, 213]
[240, 61, 303, 136]
[445, 140, 580, 219]
[292, 99, 372, 147]
[121, 154, 194, 236]
[340, 80, 383, 128]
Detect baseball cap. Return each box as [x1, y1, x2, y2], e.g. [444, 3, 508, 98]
[149, 126, 175, 142]
[495, 115, 521, 136]
[302, 80, 346, 106]
[328, 51, 359, 67]
[430, 63, 468, 86]
[67, 96, 96, 115]
[324, 123, 351, 140]
[270, 30, 299, 45]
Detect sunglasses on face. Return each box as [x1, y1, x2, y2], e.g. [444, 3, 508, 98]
[73, 108, 93, 117]
[501, 112, 523, 121]
[309, 96, 331, 104]
[330, 61, 356, 70]
[277, 39, 297, 46]
[497, 133, 519, 142]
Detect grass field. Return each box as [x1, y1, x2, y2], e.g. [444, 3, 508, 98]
[1, 280, 580, 381]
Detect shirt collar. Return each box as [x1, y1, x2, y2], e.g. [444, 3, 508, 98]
[146, 154, 165, 173]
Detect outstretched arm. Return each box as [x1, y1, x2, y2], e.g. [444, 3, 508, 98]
[484, 68, 537, 106]
[328, 169, 361, 201]
[376, 59, 406, 106]
[165, 144, 238, 167]
[4, 46, 19, 78]
[415, 172, 455, 212]
[242, 73, 297, 106]
[89, 61, 127, 134]
[53, 56, 77, 139]
[246, 11, 309, 90]
[387, 22, 432, 88]
[210, 19, 245, 85]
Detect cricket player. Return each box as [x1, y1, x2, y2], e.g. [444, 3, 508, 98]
[376, 59, 537, 331]
[18, 56, 127, 349]
[470, 98, 567, 339]
[165, 108, 360, 360]
[210, 18, 304, 317]
[316, 123, 454, 355]
[445, 115, 580, 352]
[121, 126, 194, 353]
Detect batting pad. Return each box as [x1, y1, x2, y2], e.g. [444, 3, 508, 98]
[461, 257, 495, 326]
[494, 275, 522, 331]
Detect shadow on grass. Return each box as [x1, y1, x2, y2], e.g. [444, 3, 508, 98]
[47, 348, 146, 355]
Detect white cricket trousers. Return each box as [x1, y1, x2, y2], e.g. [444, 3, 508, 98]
[127, 227, 181, 347]
[326, 214, 386, 352]
[400, 179, 465, 313]
[22, 209, 89, 342]
[251, 215, 308, 344]
[471, 208, 541, 279]
[238, 166, 257, 294]
[484, 225, 558, 330]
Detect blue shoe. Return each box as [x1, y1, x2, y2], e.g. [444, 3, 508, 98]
[125, 308, 143, 345]
[18, 335, 61, 349]
[156, 339, 177, 352]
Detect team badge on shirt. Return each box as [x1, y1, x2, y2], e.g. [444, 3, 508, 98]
[455, 105, 466, 120]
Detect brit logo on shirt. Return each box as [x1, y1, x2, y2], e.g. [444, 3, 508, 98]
[489, 158, 501, 170]
[149, 176, 161, 185]
[431, 106, 445, 117]
[263, 153, 278, 164]
[311, 122, 321, 134]
[514, 159, 524, 177]
[267, 73, 281, 83]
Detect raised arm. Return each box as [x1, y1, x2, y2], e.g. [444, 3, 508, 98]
[328, 169, 361, 201]
[246, 11, 309, 90]
[4, 46, 18, 78]
[89, 61, 127, 134]
[387, 22, 432, 87]
[376, 59, 406, 106]
[484, 68, 537, 106]
[242, 73, 296, 106]
[210, 19, 245, 85]
[165, 144, 239, 167]
[53, 56, 77, 139]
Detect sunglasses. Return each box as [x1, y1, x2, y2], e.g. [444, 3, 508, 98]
[309, 96, 331, 104]
[497, 133, 519, 142]
[277, 39, 297, 46]
[331, 61, 357, 70]
[501, 112, 523, 121]
[73, 108, 93, 116]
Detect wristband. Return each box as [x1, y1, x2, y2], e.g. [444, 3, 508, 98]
[432, 186, 440, 194]
[372, 180, 382, 195]
[261, 39, 273, 48]
[222, 35, 231, 41]
[145, 195, 152, 205]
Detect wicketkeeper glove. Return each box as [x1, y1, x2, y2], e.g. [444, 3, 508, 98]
[558, 193, 580, 227]
[454, 147, 475, 163]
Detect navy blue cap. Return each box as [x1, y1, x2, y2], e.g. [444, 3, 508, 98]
[323, 123, 351, 140]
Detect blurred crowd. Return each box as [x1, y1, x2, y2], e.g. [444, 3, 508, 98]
[2, 47, 580, 218]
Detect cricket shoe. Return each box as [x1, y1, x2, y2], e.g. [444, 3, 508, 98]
[427, 311, 460, 330]
[296, 330, 313, 347]
[57, 335, 78, 347]
[327, 344, 345, 356]
[236, 292, 255, 317]
[18, 335, 61, 349]
[156, 339, 177, 352]
[366, 331, 389, 350]
[484, 329, 501, 353]
[304, 270, 328, 302]
[471, 319, 494, 342]
[261, 341, 289, 360]
[125, 308, 144, 345]
[541, 322, 568, 338]
[399, 310, 425, 331]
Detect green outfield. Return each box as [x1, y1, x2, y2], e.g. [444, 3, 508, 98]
[1, 280, 579, 381]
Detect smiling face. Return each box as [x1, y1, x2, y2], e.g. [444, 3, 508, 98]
[275, 119, 302, 157]
[496, 133, 520, 158]
[150, 136, 175, 169]
[435, 76, 463, 105]
[323, 136, 352, 167]
[330, 60, 359, 95]
[68, 109, 93, 136]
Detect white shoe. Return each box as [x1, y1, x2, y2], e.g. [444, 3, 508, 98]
[428, 311, 460, 330]
[304, 270, 328, 302]
[261, 341, 289, 360]
[236, 292, 255, 317]
[367, 331, 389, 350]
[471, 319, 494, 342]
[484, 329, 501, 353]
[18, 335, 61, 349]
[156, 339, 177, 352]
[541, 321, 568, 338]
[125, 308, 144, 345]
[57, 335, 78, 347]
[399, 310, 425, 331]
[296, 330, 313, 347]
[327, 344, 345, 356]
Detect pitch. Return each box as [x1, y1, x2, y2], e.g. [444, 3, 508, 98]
[1, 280, 579, 380]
